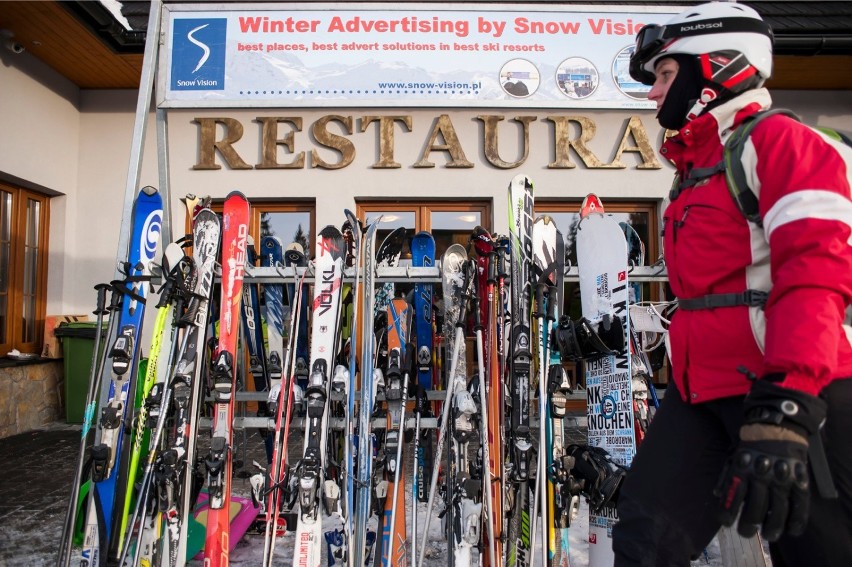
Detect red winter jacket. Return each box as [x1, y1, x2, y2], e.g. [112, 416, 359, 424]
[661, 88, 852, 403]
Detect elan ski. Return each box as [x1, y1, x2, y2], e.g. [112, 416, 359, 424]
[411, 231, 435, 507]
[506, 174, 535, 567]
[81, 185, 162, 566]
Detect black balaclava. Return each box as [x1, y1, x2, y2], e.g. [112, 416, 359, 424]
[656, 54, 703, 130]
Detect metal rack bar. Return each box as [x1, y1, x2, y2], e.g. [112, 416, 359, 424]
[240, 264, 669, 284]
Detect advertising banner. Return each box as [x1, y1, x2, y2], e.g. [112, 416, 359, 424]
[159, 3, 682, 109]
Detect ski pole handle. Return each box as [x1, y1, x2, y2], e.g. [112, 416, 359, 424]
[108, 282, 123, 312]
[547, 283, 558, 321]
[533, 281, 547, 318]
[93, 283, 111, 315]
[488, 250, 499, 284]
[472, 286, 484, 332]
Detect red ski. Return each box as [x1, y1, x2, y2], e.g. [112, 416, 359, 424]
[204, 191, 250, 567]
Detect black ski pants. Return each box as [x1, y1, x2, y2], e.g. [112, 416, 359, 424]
[611, 378, 852, 567]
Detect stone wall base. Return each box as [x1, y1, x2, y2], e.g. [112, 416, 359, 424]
[0, 361, 64, 439]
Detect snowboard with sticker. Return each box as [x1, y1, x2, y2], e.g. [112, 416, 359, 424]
[576, 194, 635, 567]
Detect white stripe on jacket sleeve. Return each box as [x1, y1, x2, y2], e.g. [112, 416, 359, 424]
[763, 190, 852, 245]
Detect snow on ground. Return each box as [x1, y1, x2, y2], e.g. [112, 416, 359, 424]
[178, 493, 736, 566]
[40, 425, 770, 567]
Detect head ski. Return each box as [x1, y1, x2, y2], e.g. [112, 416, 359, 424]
[204, 191, 250, 567]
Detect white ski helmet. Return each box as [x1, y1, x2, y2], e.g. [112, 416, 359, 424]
[629, 2, 774, 93]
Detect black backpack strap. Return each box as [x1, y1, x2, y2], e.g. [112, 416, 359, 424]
[724, 108, 801, 227]
[669, 161, 727, 201]
[677, 289, 768, 311]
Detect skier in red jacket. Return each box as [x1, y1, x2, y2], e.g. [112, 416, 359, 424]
[612, 2, 852, 565]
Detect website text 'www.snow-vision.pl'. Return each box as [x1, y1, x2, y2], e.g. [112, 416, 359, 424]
[375, 81, 482, 91]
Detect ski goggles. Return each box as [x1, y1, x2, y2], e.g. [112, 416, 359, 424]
[629, 24, 670, 85]
[629, 17, 774, 86]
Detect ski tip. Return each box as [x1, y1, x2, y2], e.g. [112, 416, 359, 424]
[509, 173, 533, 190]
[286, 242, 305, 254]
[413, 230, 434, 241]
[580, 194, 605, 218]
[262, 235, 283, 248]
[442, 243, 467, 271]
[380, 226, 408, 250]
[140, 185, 159, 196]
[225, 190, 248, 201]
[534, 214, 556, 226]
[470, 226, 494, 257]
[363, 214, 384, 232]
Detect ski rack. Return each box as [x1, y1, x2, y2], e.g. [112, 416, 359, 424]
[238, 263, 668, 284]
[195, 262, 670, 431]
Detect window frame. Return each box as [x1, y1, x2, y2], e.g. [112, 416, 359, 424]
[0, 182, 50, 357]
[357, 200, 491, 233]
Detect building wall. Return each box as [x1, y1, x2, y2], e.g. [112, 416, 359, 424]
[0, 50, 80, 316]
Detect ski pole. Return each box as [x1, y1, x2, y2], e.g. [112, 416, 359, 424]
[261, 262, 300, 566]
[416, 276, 469, 567]
[57, 282, 114, 567]
[119, 325, 194, 567]
[263, 263, 310, 567]
[411, 383, 427, 566]
[471, 271, 497, 566]
[387, 346, 412, 564]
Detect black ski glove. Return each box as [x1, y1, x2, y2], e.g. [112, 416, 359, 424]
[566, 444, 627, 512]
[715, 379, 827, 541]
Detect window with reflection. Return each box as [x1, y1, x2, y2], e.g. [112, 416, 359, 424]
[258, 207, 313, 254]
[357, 201, 491, 261]
[190, 201, 315, 257]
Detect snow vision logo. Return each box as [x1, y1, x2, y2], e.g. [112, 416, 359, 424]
[171, 18, 226, 91]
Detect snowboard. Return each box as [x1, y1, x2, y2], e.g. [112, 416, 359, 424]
[190, 492, 259, 560]
[576, 194, 635, 566]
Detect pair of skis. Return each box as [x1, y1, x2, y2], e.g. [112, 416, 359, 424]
[505, 174, 575, 567]
[119, 203, 222, 567]
[76, 186, 163, 567]
[289, 225, 347, 566]
[417, 243, 496, 567]
[204, 191, 251, 567]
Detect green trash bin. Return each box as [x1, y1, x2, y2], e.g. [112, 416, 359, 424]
[55, 321, 108, 423]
